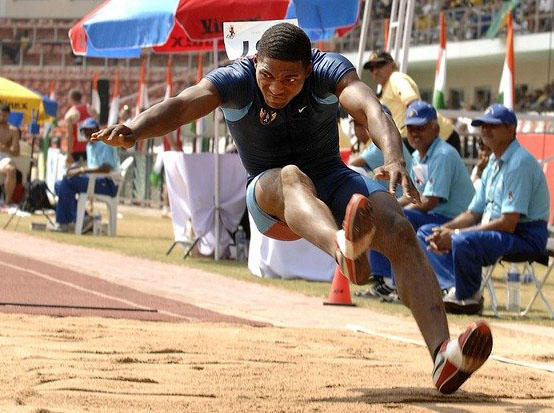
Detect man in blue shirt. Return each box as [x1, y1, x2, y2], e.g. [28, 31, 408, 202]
[91, 23, 492, 394]
[418, 104, 549, 315]
[368, 101, 474, 300]
[349, 104, 413, 197]
[52, 118, 119, 232]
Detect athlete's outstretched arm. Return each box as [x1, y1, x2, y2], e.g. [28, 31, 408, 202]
[337, 71, 419, 202]
[91, 79, 221, 148]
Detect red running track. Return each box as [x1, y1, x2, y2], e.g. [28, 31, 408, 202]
[0, 250, 263, 325]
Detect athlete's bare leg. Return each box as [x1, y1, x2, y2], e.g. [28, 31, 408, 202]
[367, 191, 450, 357]
[254, 166, 338, 256]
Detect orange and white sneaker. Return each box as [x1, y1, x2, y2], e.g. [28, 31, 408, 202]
[335, 194, 375, 285]
[433, 321, 493, 394]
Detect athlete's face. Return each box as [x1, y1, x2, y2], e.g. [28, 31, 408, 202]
[254, 55, 312, 109]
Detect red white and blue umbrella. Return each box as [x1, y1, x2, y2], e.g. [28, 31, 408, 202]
[69, 0, 360, 57]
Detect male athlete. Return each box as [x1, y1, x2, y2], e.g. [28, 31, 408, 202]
[92, 23, 492, 393]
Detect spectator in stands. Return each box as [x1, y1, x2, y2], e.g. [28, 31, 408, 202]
[0, 105, 20, 207]
[363, 50, 461, 154]
[64, 89, 97, 167]
[417, 104, 549, 314]
[50, 118, 119, 232]
[365, 101, 474, 301]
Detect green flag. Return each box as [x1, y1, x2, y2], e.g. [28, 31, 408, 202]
[486, 0, 519, 39]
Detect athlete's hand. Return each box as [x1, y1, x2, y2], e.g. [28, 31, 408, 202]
[374, 161, 421, 204]
[91, 124, 137, 149]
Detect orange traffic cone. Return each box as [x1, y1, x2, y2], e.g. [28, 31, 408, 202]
[323, 265, 356, 306]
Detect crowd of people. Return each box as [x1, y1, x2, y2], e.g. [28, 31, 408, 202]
[360, 0, 553, 49]
[515, 81, 554, 112]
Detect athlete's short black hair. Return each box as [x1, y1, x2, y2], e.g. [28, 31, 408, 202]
[257, 23, 312, 66]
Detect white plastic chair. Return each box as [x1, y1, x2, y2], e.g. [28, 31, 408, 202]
[74, 156, 134, 236]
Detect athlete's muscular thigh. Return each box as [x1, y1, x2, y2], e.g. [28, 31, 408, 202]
[254, 168, 286, 220]
[254, 165, 317, 221]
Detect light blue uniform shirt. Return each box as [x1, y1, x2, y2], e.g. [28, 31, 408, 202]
[86, 141, 120, 170]
[361, 142, 413, 196]
[469, 139, 549, 223]
[412, 138, 474, 218]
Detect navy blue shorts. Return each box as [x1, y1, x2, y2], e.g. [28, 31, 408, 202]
[246, 165, 385, 240]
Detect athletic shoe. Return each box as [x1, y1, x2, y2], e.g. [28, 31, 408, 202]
[335, 194, 375, 285]
[46, 221, 72, 233]
[335, 248, 370, 285]
[368, 277, 399, 302]
[433, 321, 493, 394]
[353, 275, 379, 297]
[443, 289, 484, 315]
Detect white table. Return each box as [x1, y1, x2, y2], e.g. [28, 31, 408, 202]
[163, 152, 247, 257]
[247, 214, 335, 282]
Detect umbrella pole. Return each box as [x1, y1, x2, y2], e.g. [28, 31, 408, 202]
[213, 39, 221, 261]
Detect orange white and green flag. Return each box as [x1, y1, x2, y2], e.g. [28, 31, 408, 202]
[498, 12, 515, 110]
[135, 59, 149, 117]
[432, 12, 446, 109]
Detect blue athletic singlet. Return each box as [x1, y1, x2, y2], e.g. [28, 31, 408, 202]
[205, 49, 354, 181]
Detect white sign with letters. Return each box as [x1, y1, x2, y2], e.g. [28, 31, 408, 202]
[223, 19, 298, 60]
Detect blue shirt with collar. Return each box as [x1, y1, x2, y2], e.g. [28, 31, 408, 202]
[412, 138, 474, 218]
[86, 141, 120, 171]
[469, 139, 549, 222]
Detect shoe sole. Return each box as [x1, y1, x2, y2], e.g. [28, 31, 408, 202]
[435, 321, 493, 394]
[343, 194, 375, 259]
[340, 194, 374, 285]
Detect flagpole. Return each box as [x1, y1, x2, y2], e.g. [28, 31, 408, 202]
[433, 11, 447, 109]
[498, 12, 515, 109]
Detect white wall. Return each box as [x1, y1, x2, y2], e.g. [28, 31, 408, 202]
[2, 0, 103, 19]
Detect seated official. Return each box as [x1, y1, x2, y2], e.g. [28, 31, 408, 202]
[366, 101, 474, 301]
[51, 118, 120, 232]
[349, 104, 413, 198]
[417, 104, 550, 315]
